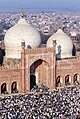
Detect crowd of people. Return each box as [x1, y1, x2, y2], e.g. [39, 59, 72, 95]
[0, 85, 80, 119]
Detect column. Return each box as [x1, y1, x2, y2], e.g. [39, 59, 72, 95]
[62, 76, 65, 87]
[50, 40, 56, 89]
[21, 41, 26, 93]
[71, 75, 74, 85]
[26, 67, 30, 92]
[7, 83, 11, 94]
[17, 82, 19, 92]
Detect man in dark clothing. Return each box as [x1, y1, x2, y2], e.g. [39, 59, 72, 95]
[0, 48, 5, 66]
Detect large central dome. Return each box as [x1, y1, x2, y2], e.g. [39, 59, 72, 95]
[4, 17, 41, 59]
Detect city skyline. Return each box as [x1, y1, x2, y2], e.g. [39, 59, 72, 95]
[0, 0, 80, 12]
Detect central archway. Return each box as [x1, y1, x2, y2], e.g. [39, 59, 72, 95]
[30, 59, 50, 90]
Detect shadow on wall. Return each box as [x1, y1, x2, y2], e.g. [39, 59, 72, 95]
[0, 49, 5, 66]
[56, 45, 61, 60]
[27, 45, 32, 49]
[72, 44, 76, 56]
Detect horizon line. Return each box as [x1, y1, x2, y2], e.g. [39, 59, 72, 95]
[0, 8, 80, 13]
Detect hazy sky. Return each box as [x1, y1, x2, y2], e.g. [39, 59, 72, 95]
[0, 0, 80, 12]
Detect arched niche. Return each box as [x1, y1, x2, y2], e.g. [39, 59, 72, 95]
[65, 75, 71, 86]
[73, 74, 79, 85]
[11, 82, 18, 93]
[1, 83, 8, 94]
[56, 76, 62, 87]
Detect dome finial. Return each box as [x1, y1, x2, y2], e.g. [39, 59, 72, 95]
[58, 22, 62, 29]
[21, 8, 24, 18]
[57, 19, 63, 30]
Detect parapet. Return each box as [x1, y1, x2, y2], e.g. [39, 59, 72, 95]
[57, 56, 80, 65]
[0, 63, 21, 71]
[25, 47, 55, 54]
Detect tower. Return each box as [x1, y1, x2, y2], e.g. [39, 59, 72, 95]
[71, 31, 78, 48]
[71, 31, 78, 56]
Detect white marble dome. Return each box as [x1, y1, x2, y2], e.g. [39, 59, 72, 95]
[4, 18, 41, 59]
[47, 29, 73, 59]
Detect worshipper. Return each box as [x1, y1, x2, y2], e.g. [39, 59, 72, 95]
[0, 85, 80, 119]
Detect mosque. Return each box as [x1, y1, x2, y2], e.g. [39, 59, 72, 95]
[0, 13, 80, 95]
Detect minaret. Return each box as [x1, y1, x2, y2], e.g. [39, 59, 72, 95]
[0, 40, 5, 50]
[21, 40, 26, 92]
[1, 40, 5, 50]
[57, 19, 63, 31]
[71, 31, 78, 49]
[0, 40, 5, 66]
[71, 31, 78, 56]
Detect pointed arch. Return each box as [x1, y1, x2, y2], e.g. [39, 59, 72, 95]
[30, 59, 50, 90]
[73, 74, 79, 85]
[65, 75, 71, 86]
[11, 82, 18, 93]
[56, 76, 62, 87]
[1, 83, 7, 94]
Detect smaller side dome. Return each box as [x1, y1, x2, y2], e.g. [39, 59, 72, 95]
[47, 29, 73, 59]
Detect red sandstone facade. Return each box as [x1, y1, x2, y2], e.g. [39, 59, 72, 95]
[0, 41, 80, 95]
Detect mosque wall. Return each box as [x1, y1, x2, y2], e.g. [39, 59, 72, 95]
[56, 56, 80, 86]
[0, 64, 21, 94]
[0, 44, 80, 95]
